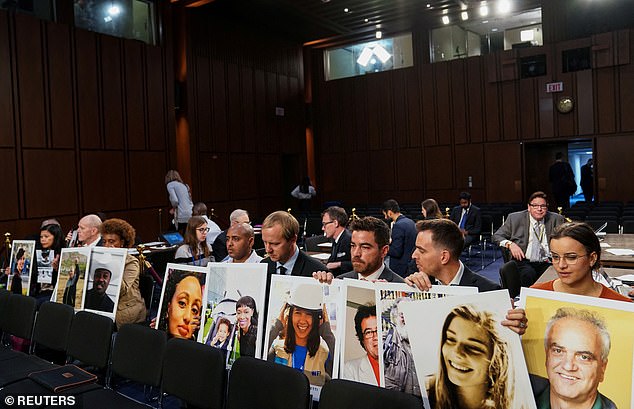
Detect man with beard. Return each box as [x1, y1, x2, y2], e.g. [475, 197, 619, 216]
[383, 297, 421, 396]
[313, 216, 404, 284]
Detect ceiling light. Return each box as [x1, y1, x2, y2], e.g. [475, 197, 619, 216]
[376, 24, 381, 28]
[108, 5, 120, 16]
[520, 29, 534, 41]
[344, 7, 349, 12]
[373, 45, 391, 63]
[442, 15, 450, 24]
[461, 11, 469, 20]
[364, 18, 369, 22]
[426, 4, 431, 8]
[104, 15, 112, 22]
[480, 2, 489, 16]
[375, 30, 382, 39]
[497, 0, 511, 14]
[482, 20, 489, 24]
[357, 47, 373, 67]
[491, 28, 498, 32]
[460, 2, 468, 10]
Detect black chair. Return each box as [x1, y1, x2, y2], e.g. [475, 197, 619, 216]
[226, 357, 310, 409]
[320, 379, 422, 409]
[162, 338, 226, 409]
[586, 219, 619, 234]
[622, 221, 634, 234]
[0, 294, 37, 359]
[304, 234, 329, 252]
[79, 324, 167, 408]
[499, 260, 522, 299]
[0, 289, 10, 336]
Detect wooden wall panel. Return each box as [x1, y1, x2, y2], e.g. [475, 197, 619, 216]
[227, 63, 243, 153]
[484, 82, 500, 141]
[425, 146, 453, 190]
[484, 142, 522, 203]
[344, 151, 369, 198]
[194, 56, 212, 152]
[596, 135, 634, 201]
[596, 68, 617, 134]
[557, 73, 576, 137]
[230, 153, 258, 200]
[199, 152, 228, 203]
[369, 150, 395, 193]
[15, 14, 46, 148]
[519, 79, 537, 139]
[339, 81, 354, 152]
[0, 12, 14, 148]
[466, 58, 484, 143]
[76, 30, 100, 149]
[353, 78, 369, 151]
[396, 148, 423, 191]
[101, 37, 124, 149]
[537, 77, 554, 138]
[80, 151, 126, 212]
[318, 152, 342, 198]
[254, 69, 267, 147]
[576, 70, 595, 135]
[421, 63, 436, 146]
[265, 72, 279, 153]
[242, 67, 256, 149]
[619, 54, 634, 132]
[434, 63, 451, 145]
[129, 152, 167, 209]
[212, 59, 228, 152]
[0, 149, 19, 220]
[393, 70, 409, 148]
[47, 23, 75, 149]
[405, 69, 422, 147]
[455, 144, 484, 191]
[146, 46, 167, 151]
[23, 150, 77, 217]
[125, 41, 146, 151]
[501, 82, 518, 140]
[450, 60, 467, 144]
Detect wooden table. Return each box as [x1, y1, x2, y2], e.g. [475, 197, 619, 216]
[537, 266, 634, 284]
[599, 234, 634, 268]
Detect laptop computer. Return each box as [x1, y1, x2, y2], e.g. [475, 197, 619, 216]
[160, 231, 184, 246]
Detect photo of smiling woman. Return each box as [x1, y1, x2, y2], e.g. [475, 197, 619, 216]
[426, 304, 512, 409]
[268, 283, 330, 386]
[157, 266, 206, 340]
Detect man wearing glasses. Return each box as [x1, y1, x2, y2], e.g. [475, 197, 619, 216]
[321, 206, 352, 276]
[343, 304, 380, 386]
[493, 191, 564, 286]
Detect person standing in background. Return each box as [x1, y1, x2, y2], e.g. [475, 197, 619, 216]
[291, 176, 317, 213]
[549, 152, 576, 210]
[580, 158, 594, 203]
[165, 170, 193, 235]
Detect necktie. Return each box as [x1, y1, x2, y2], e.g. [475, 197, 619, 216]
[459, 210, 468, 229]
[278, 266, 287, 275]
[530, 223, 544, 261]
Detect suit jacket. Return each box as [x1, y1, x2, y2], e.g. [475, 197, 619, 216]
[261, 248, 324, 278]
[211, 230, 228, 262]
[343, 355, 378, 386]
[338, 265, 405, 283]
[459, 266, 501, 292]
[387, 215, 418, 277]
[449, 205, 482, 236]
[492, 210, 565, 253]
[328, 229, 352, 276]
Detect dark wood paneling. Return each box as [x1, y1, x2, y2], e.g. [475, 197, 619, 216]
[501, 82, 518, 141]
[194, 55, 211, 152]
[393, 70, 409, 148]
[405, 69, 422, 147]
[146, 46, 167, 151]
[212, 59, 228, 152]
[101, 36, 124, 149]
[421, 63, 436, 146]
[23, 150, 77, 217]
[230, 153, 258, 200]
[519, 79, 537, 139]
[80, 151, 126, 212]
[129, 151, 167, 209]
[199, 152, 229, 202]
[265, 72, 279, 153]
[537, 77, 554, 138]
[576, 70, 594, 135]
[47, 22, 75, 149]
[0, 149, 19, 220]
[619, 46, 634, 131]
[75, 30, 100, 149]
[254, 69, 267, 148]
[455, 144, 484, 190]
[0, 12, 14, 148]
[369, 150, 395, 192]
[557, 73, 576, 137]
[242, 67, 256, 149]
[396, 148, 423, 191]
[425, 146, 452, 190]
[485, 142, 522, 203]
[466, 57, 484, 144]
[596, 68, 617, 134]
[450, 60, 467, 144]
[484, 82, 500, 142]
[434, 63, 451, 145]
[125, 41, 146, 151]
[15, 14, 46, 148]
[227, 63, 243, 152]
[596, 135, 634, 201]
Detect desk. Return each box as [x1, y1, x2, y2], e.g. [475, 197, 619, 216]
[537, 266, 633, 284]
[600, 234, 634, 268]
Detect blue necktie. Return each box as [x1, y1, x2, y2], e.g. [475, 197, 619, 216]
[459, 210, 468, 229]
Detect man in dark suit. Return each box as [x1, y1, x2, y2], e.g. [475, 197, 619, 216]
[549, 152, 576, 210]
[492, 191, 565, 286]
[405, 218, 499, 292]
[261, 210, 323, 278]
[449, 191, 482, 248]
[580, 158, 594, 203]
[321, 206, 352, 276]
[313, 216, 405, 284]
[382, 199, 417, 277]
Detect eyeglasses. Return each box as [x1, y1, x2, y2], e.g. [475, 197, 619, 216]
[196, 227, 210, 233]
[549, 253, 588, 265]
[529, 204, 549, 209]
[362, 328, 378, 339]
[322, 221, 335, 227]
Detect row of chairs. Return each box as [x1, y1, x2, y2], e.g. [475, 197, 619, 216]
[0, 291, 422, 409]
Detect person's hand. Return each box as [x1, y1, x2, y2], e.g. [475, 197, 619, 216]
[52, 254, 60, 271]
[149, 317, 157, 329]
[277, 302, 289, 323]
[502, 307, 527, 335]
[326, 261, 341, 270]
[321, 304, 329, 324]
[65, 230, 73, 242]
[313, 271, 334, 284]
[169, 208, 175, 215]
[508, 242, 525, 261]
[405, 272, 432, 291]
[190, 315, 201, 334]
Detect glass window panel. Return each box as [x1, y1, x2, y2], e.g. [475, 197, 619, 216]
[74, 0, 156, 45]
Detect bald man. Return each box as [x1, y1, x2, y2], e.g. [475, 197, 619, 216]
[223, 223, 262, 263]
[67, 214, 103, 247]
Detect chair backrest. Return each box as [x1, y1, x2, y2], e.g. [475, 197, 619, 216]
[0, 289, 11, 332]
[66, 311, 114, 369]
[33, 301, 74, 352]
[4, 294, 37, 340]
[162, 338, 226, 409]
[226, 357, 310, 409]
[320, 379, 422, 409]
[623, 220, 634, 234]
[111, 324, 167, 387]
[304, 235, 329, 252]
[499, 260, 522, 299]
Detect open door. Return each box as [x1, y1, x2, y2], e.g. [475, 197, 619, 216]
[523, 142, 569, 210]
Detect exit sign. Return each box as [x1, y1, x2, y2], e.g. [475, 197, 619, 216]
[546, 82, 563, 93]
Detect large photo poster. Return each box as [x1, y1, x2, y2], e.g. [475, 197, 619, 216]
[155, 263, 209, 340]
[520, 288, 634, 409]
[401, 290, 536, 409]
[81, 247, 126, 320]
[264, 275, 341, 400]
[53, 247, 91, 309]
[375, 282, 478, 397]
[7, 240, 36, 296]
[200, 262, 267, 363]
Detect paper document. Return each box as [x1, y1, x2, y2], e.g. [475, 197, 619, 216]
[600, 242, 611, 248]
[317, 242, 333, 248]
[310, 253, 331, 260]
[605, 248, 634, 256]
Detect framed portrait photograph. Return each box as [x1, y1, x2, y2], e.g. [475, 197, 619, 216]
[375, 282, 478, 398]
[264, 275, 341, 401]
[519, 288, 634, 409]
[401, 290, 536, 409]
[155, 263, 208, 341]
[199, 262, 267, 364]
[81, 247, 127, 320]
[8, 240, 36, 296]
[36, 248, 55, 285]
[52, 247, 92, 309]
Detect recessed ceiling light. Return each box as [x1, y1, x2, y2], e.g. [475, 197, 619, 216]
[426, 4, 431, 8]
[344, 8, 349, 12]
[482, 20, 489, 24]
[479, 1, 489, 17]
[497, 0, 511, 14]
[375, 30, 382, 39]
[461, 11, 469, 20]
[491, 28, 498, 32]
[442, 15, 450, 24]
[376, 23, 381, 28]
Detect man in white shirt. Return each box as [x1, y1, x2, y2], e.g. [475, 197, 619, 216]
[67, 214, 102, 247]
[223, 223, 262, 263]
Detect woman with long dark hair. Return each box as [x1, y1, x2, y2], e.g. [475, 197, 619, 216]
[34, 221, 65, 301]
[157, 269, 204, 340]
[165, 170, 193, 234]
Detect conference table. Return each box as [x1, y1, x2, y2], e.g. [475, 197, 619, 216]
[598, 234, 634, 268]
